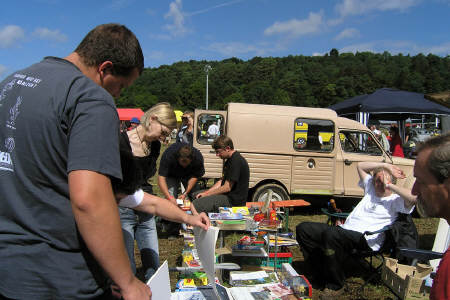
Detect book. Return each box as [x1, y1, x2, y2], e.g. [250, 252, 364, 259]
[229, 271, 279, 286]
[208, 212, 243, 220]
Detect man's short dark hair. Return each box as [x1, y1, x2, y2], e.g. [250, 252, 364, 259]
[176, 145, 194, 161]
[75, 23, 144, 76]
[212, 136, 234, 150]
[417, 133, 450, 183]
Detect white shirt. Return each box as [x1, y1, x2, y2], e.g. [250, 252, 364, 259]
[340, 175, 413, 251]
[207, 124, 219, 136]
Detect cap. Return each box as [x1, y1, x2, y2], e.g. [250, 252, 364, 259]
[130, 117, 140, 124]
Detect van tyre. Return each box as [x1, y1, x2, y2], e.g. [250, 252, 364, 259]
[252, 183, 289, 203]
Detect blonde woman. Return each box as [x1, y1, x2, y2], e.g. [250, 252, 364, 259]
[113, 102, 209, 282]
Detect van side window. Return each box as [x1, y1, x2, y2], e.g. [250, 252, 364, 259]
[197, 114, 225, 145]
[293, 118, 334, 152]
[339, 131, 383, 156]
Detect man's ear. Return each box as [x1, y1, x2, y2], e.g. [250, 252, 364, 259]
[98, 61, 113, 76]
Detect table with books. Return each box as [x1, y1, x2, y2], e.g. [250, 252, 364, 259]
[170, 201, 313, 299]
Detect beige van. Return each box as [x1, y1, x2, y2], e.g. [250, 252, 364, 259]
[193, 103, 415, 203]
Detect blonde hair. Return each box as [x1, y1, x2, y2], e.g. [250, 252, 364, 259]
[141, 102, 177, 131]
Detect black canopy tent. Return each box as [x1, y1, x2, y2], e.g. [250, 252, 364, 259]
[329, 88, 450, 121]
[329, 88, 450, 142]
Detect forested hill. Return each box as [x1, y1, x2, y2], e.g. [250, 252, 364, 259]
[117, 49, 450, 111]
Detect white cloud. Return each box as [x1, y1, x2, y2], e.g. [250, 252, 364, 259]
[264, 11, 324, 38]
[421, 42, 450, 55]
[32, 28, 67, 42]
[339, 42, 376, 53]
[164, 0, 190, 37]
[312, 52, 325, 56]
[336, 0, 420, 17]
[0, 25, 25, 48]
[334, 28, 360, 40]
[0, 64, 7, 77]
[188, 0, 243, 16]
[146, 50, 165, 61]
[205, 42, 266, 57]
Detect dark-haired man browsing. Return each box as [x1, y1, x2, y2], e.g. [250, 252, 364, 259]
[192, 136, 250, 213]
[0, 24, 150, 299]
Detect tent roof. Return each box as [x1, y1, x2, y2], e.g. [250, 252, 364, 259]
[117, 108, 144, 121]
[329, 88, 450, 120]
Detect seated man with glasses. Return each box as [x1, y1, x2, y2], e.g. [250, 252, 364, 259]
[191, 136, 250, 213]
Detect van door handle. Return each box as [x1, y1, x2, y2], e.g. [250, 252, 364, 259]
[344, 159, 352, 165]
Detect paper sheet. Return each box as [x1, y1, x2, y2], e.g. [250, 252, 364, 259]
[146, 260, 171, 300]
[193, 226, 220, 296]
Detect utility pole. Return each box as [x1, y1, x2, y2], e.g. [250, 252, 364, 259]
[204, 64, 212, 110]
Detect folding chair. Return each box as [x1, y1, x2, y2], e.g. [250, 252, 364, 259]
[353, 213, 419, 290]
[352, 225, 395, 289]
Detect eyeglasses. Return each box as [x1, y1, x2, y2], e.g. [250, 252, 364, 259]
[215, 149, 225, 154]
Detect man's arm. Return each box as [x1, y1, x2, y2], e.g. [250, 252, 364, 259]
[196, 179, 233, 198]
[180, 177, 198, 200]
[69, 170, 150, 300]
[385, 182, 417, 210]
[357, 161, 405, 182]
[157, 175, 176, 204]
[133, 192, 209, 230]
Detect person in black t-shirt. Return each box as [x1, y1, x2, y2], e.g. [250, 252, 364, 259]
[158, 142, 205, 203]
[157, 142, 205, 236]
[192, 136, 250, 214]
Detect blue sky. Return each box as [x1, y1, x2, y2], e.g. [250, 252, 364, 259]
[1, 0, 450, 80]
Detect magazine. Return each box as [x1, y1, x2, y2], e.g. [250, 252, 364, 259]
[208, 212, 243, 220]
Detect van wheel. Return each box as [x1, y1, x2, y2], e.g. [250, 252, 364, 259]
[252, 184, 289, 203]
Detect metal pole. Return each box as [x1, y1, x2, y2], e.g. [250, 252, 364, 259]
[204, 65, 211, 110]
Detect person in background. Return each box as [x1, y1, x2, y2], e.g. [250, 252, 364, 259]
[157, 143, 205, 237]
[192, 136, 250, 214]
[158, 143, 205, 205]
[296, 161, 416, 299]
[129, 116, 140, 130]
[176, 110, 194, 146]
[411, 133, 450, 300]
[207, 121, 220, 138]
[388, 126, 405, 157]
[0, 23, 150, 299]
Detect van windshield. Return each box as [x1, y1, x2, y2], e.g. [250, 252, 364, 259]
[339, 130, 383, 156]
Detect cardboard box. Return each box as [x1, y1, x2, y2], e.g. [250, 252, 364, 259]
[381, 257, 432, 300]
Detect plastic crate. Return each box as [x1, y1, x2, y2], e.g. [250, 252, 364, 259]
[260, 252, 293, 268]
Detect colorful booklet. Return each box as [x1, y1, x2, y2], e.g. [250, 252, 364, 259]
[208, 212, 243, 220]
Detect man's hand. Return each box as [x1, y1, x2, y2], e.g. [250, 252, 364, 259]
[186, 212, 210, 230]
[178, 193, 186, 201]
[115, 277, 151, 300]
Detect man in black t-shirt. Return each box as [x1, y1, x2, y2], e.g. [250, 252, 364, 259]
[158, 142, 205, 203]
[0, 24, 150, 299]
[192, 136, 250, 213]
